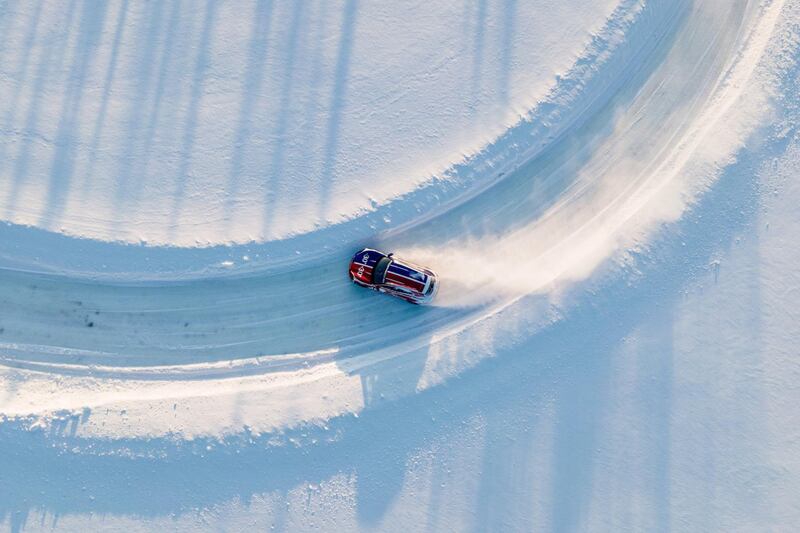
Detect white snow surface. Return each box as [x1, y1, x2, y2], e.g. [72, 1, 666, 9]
[0, 0, 618, 248]
[2, 0, 800, 531]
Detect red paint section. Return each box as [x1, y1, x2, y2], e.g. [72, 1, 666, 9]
[350, 261, 374, 284]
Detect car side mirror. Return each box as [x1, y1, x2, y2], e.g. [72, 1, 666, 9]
[388, 253, 394, 258]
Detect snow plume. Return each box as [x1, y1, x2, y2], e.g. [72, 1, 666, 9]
[397, 208, 651, 309]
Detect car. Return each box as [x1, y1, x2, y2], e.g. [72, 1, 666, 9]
[349, 248, 438, 304]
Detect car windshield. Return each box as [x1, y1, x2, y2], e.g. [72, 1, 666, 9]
[372, 257, 392, 284]
[424, 277, 435, 295]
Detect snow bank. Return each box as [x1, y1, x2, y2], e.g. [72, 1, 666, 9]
[0, 0, 618, 250]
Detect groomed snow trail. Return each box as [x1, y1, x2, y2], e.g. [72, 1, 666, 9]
[0, 0, 790, 443]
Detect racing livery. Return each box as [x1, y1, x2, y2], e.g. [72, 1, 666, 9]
[349, 248, 438, 304]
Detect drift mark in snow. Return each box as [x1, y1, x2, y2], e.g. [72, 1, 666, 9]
[0, 0, 791, 442]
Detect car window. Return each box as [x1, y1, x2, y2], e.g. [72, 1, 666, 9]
[372, 257, 392, 284]
[407, 270, 425, 281]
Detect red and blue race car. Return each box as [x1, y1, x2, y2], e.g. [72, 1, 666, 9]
[349, 248, 438, 304]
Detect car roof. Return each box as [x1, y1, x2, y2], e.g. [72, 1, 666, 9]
[372, 256, 392, 284]
[384, 258, 428, 292]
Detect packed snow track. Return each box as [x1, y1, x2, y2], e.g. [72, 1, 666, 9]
[0, 0, 791, 441]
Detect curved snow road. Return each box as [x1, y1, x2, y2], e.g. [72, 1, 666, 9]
[0, 0, 783, 436]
